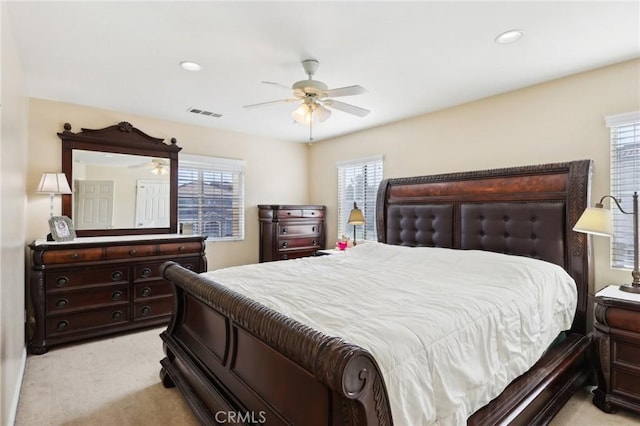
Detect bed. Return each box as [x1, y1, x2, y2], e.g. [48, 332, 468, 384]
[159, 159, 594, 425]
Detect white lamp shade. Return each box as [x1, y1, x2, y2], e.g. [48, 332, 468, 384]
[37, 173, 72, 194]
[572, 207, 613, 237]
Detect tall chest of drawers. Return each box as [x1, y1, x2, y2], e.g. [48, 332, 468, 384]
[258, 205, 326, 262]
[28, 234, 207, 354]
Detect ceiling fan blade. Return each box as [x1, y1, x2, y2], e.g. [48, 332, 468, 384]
[243, 98, 298, 109]
[323, 85, 366, 98]
[262, 81, 292, 90]
[323, 99, 370, 117]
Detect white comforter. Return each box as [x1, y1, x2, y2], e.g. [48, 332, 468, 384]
[202, 242, 577, 425]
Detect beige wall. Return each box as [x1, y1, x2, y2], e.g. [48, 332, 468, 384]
[27, 98, 309, 269]
[1, 3, 29, 425]
[309, 59, 640, 293]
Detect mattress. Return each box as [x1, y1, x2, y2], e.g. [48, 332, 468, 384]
[201, 242, 578, 425]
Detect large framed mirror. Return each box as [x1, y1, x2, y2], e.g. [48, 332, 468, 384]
[59, 122, 181, 237]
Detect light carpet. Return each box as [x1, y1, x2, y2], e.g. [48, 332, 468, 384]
[15, 327, 640, 425]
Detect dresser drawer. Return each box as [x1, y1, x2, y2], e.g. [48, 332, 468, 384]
[277, 249, 318, 261]
[41, 248, 103, 264]
[279, 223, 321, 236]
[278, 237, 321, 250]
[134, 281, 174, 300]
[133, 297, 173, 321]
[105, 245, 156, 260]
[133, 262, 163, 281]
[45, 266, 129, 291]
[277, 209, 303, 218]
[612, 369, 640, 401]
[157, 241, 202, 255]
[46, 306, 129, 336]
[46, 285, 129, 313]
[302, 209, 324, 219]
[613, 340, 640, 372]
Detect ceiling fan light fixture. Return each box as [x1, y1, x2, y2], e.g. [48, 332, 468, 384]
[292, 104, 313, 125]
[150, 163, 168, 175]
[316, 104, 331, 122]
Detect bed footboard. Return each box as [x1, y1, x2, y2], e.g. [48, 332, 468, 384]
[159, 261, 392, 426]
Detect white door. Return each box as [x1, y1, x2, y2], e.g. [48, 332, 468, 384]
[135, 180, 170, 228]
[75, 180, 115, 229]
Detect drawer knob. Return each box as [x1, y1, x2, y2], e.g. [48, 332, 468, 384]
[56, 298, 69, 309]
[111, 271, 123, 281]
[56, 320, 69, 331]
[111, 311, 123, 320]
[282, 228, 288, 234]
[56, 276, 69, 287]
[184, 264, 193, 270]
[112, 290, 123, 300]
[141, 306, 151, 316]
[178, 246, 186, 251]
[312, 226, 317, 232]
[129, 249, 137, 255]
[141, 287, 152, 297]
[69, 253, 79, 259]
[311, 211, 315, 215]
[282, 254, 288, 260]
[282, 241, 288, 248]
[287, 212, 292, 215]
[312, 239, 318, 245]
[141, 268, 152, 278]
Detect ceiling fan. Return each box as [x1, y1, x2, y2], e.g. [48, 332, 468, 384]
[129, 158, 169, 175]
[243, 59, 370, 141]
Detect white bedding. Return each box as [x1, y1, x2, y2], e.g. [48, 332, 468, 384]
[201, 242, 577, 425]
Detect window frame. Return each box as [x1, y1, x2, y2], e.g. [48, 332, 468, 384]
[177, 153, 246, 241]
[336, 155, 384, 243]
[606, 111, 640, 270]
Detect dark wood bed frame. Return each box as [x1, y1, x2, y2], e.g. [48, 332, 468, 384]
[159, 159, 594, 425]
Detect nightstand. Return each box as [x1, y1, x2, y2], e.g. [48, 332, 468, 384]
[592, 285, 640, 415]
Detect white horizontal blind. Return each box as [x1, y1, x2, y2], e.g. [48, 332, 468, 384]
[337, 155, 383, 242]
[607, 112, 640, 269]
[178, 154, 245, 241]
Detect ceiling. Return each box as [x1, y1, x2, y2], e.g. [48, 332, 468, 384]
[6, 1, 639, 143]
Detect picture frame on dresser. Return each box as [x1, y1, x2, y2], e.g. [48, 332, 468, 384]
[48, 215, 75, 241]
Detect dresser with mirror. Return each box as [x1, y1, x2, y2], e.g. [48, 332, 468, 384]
[27, 122, 207, 354]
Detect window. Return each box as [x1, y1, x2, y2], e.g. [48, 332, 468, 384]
[337, 155, 384, 242]
[178, 154, 245, 240]
[606, 111, 640, 270]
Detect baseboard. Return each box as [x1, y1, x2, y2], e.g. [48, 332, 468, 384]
[6, 348, 27, 426]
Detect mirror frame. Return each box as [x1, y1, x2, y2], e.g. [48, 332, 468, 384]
[59, 121, 182, 237]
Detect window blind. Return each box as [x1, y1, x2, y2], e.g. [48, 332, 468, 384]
[606, 112, 640, 269]
[178, 154, 245, 241]
[336, 155, 384, 242]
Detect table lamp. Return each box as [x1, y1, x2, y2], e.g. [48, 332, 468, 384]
[347, 202, 366, 246]
[573, 191, 639, 293]
[37, 172, 72, 218]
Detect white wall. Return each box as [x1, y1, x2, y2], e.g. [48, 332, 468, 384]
[309, 59, 640, 293]
[0, 3, 29, 425]
[26, 98, 309, 270]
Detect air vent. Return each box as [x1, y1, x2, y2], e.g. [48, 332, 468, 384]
[187, 108, 223, 118]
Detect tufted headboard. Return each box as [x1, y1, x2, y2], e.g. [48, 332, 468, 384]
[376, 160, 593, 335]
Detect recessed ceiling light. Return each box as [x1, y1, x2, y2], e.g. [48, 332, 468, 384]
[495, 30, 524, 44]
[180, 61, 202, 71]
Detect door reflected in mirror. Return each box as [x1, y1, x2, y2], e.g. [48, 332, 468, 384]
[72, 150, 170, 230]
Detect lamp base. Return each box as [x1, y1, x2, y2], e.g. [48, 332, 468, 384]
[619, 283, 640, 294]
[46, 233, 54, 242]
